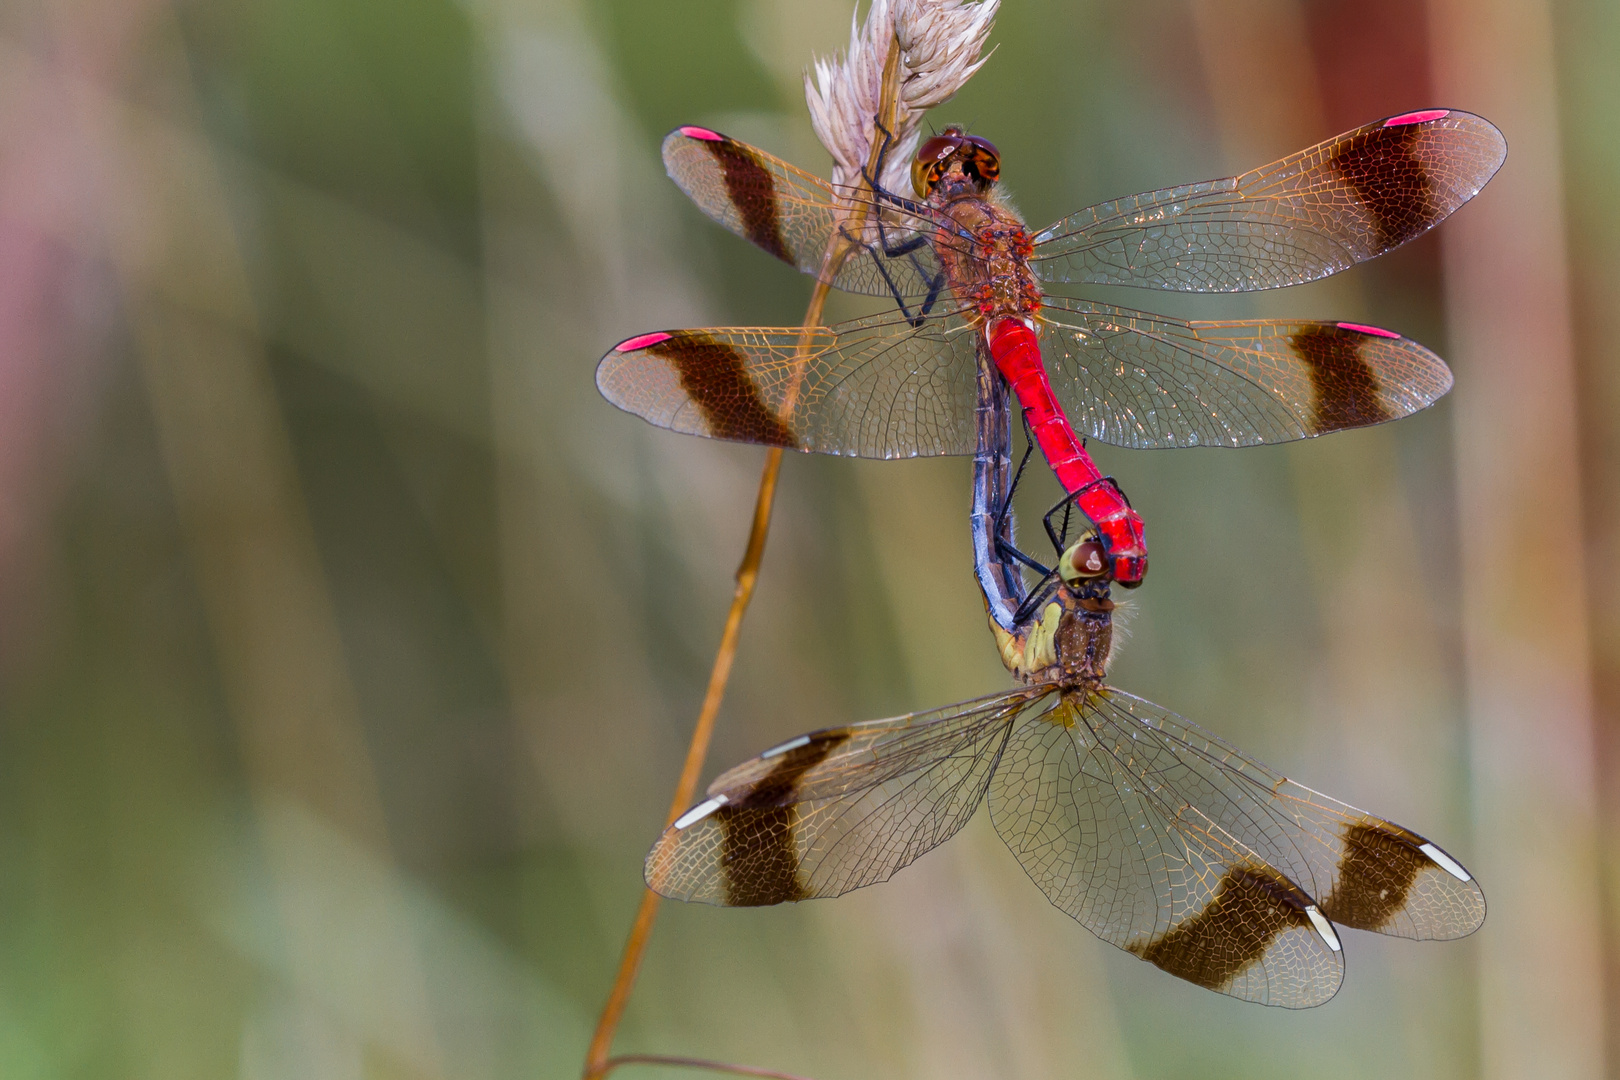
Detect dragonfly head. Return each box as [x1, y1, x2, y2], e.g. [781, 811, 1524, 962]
[911, 127, 1000, 198]
[1058, 533, 1110, 586]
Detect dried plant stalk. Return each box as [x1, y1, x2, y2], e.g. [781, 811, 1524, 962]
[606, 1054, 823, 1080]
[808, 0, 999, 196]
[583, 5, 997, 1077]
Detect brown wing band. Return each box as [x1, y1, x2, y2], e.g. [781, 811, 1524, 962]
[646, 333, 799, 447]
[1128, 864, 1314, 992]
[1329, 121, 1438, 251]
[1319, 820, 1430, 932]
[1289, 325, 1394, 433]
[700, 136, 795, 264]
[716, 730, 851, 905]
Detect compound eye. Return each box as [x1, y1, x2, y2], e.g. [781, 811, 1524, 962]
[963, 135, 1001, 184]
[917, 134, 964, 161]
[911, 134, 963, 197]
[1061, 540, 1108, 583]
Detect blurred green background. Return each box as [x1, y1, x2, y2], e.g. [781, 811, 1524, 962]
[0, 0, 1617, 1077]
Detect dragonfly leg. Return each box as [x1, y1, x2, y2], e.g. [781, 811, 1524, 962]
[859, 113, 947, 324]
[862, 116, 934, 216]
[1012, 569, 1062, 626]
[1042, 474, 1132, 554]
[916, 265, 946, 318]
[870, 113, 896, 167]
[873, 220, 930, 258]
[838, 212, 946, 328]
[992, 427, 1058, 602]
[997, 413, 1039, 531]
[858, 199, 948, 325]
[865, 181, 932, 218]
[998, 541, 1053, 579]
[868, 244, 944, 327]
[840, 222, 925, 326]
[865, 114, 900, 193]
[1043, 491, 1077, 555]
[871, 218, 944, 327]
[861, 178, 939, 267]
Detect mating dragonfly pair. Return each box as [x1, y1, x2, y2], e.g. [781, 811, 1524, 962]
[599, 109, 1503, 1007]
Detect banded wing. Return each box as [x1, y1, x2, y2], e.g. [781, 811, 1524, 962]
[988, 688, 1483, 1007]
[989, 692, 1345, 1009]
[596, 310, 982, 458]
[1033, 109, 1505, 292]
[664, 126, 950, 301]
[1080, 689, 1484, 942]
[1039, 298, 1452, 449]
[645, 687, 1049, 906]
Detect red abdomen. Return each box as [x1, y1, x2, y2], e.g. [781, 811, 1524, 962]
[987, 317, 1147, 585]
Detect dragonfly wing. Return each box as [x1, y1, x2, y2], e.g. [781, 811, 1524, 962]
[1079, 689, 1485, 941]
[664, 126, 947, 301]
[597, 310, 983, 458]
[1038, 299, 1452, 449]
[989, 692, 1345, 1008]
[646, 687, 1051, 906]
[1033, 109, 1505, 291]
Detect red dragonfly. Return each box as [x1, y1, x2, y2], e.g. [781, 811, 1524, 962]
[598, 109, 1504, 584]
[644, 444, 1485, 1008]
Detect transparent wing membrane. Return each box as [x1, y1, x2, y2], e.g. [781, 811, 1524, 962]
[597, 309, 984, 458]
[1038, 299, 1453, 449]
[663, 127, 958, 301]
[988, 693, 1344, 1008]
[1032, 110, 1506, 291]
[646, 678, 1481, 1007]
[1078, 690, 1484, 942]
[645, 688, 1049, 905]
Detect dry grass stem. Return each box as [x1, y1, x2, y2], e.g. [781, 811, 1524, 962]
[604, 1054, 825, 1080]
[808, 0, 999, 195]
[582, 5, 997, 1077]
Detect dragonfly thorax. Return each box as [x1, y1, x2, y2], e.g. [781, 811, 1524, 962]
[1055, 578, 1114, 686]
[991, 577, 1113, 686]
[926, 187, 1042, 322]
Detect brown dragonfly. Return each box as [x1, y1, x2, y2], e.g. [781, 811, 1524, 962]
[644, 372, 1484, 1008]
[600, 109, 1505, 585]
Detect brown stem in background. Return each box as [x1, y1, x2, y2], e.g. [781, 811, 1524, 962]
[580, 279, 827, 1077]
[581, 32, 907, 1080]
[602, 1054, 822, 1080]
[578, 420, 801, 1080]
